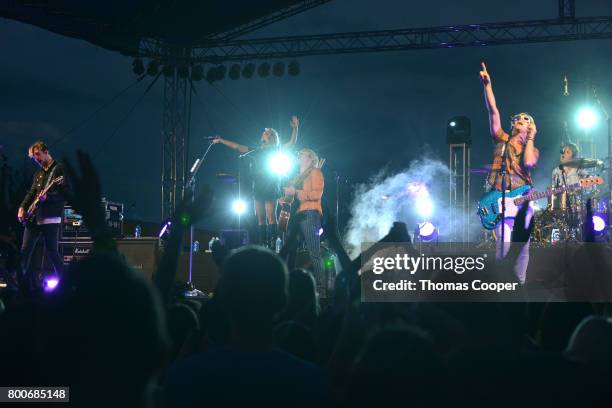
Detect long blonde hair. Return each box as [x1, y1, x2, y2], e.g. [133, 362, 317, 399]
[263, 128, 280, 147]
[298, 148, 319, 169]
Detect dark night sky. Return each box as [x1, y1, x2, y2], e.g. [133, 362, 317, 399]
[1, 0, 611, 232]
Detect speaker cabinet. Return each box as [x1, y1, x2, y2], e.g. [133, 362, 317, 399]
[116, 237, 159, 281]
[175, 251, 219, 294]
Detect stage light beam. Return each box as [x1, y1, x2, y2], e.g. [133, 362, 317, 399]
[417, 222, 438, 242]
[592, 215, 606, 234]
[415, 198, 434, 218]
[43, 276, 60, 293]
[268, 151, 293, 176]
[232, 199, 247, 215]
[577, 107, 598, 130]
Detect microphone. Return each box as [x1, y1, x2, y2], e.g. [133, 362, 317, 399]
[563, 76, 569, 96]
[206, 136, 220, 142]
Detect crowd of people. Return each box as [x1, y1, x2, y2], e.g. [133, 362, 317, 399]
[1, 151, 611, 408]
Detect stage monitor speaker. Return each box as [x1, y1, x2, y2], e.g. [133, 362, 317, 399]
[219, 229, 249, 250]
[176, 251, 219, 294]
[116, 237, 159, 281]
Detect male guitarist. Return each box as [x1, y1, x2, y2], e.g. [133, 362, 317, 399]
[17, 141, 66, 294]
[279, 148, 325, 293]
[480, 63, 539, 284]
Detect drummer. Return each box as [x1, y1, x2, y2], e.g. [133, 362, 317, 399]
[551, 142, 589, 188]
[549, 142, 589, 212]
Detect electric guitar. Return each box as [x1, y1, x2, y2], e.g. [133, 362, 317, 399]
[477, 176, 603, 230]
[21, 176, 64, 225]
[278, 159, 325, 233]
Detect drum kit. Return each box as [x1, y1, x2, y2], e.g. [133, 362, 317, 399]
[473, 157, 610, 245]
[532, 157, 608, 244]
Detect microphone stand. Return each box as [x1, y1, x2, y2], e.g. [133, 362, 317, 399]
[184, 142, 215, 298]
[559, 165, 577, 240]
[498, 140, 510, 248]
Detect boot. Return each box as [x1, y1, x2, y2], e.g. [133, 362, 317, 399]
[267, 223, 278, 249]
[258, 224, 268, 247]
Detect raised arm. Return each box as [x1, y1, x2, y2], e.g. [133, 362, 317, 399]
[480, 62, 502, 138]
[211, 136, 250, 154]
[283, 115, 299, 149]
[523, 122, 538, 168]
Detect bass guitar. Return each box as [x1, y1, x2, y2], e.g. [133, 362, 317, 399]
[21, 176, 64, 225]
[477, 176, 603, 230]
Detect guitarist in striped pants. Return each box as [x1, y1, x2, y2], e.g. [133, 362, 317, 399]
[480, 63, 539, 284]
[17, 141, 66, 294]
[280, 148, 325, 294]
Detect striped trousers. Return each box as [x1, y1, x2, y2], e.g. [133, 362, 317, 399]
[281, 210, 324, 286]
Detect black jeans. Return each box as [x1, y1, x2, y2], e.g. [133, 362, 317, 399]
[20, 223, 63, 292]
[280, 210, 323, 286]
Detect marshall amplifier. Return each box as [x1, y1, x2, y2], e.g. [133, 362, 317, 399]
[61, 206, 90, 240]
[61, 199, 124, 240]
[59, 241, 94, 265]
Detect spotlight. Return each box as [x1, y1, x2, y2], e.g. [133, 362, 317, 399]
[229, 64, 241, 80]
[268, 151, 293, 176]
[232, 199, 247, 215]
[147, 60, 159, 76]
[318, 227, 324, 236]
[447, 116, 471, 144]
[242, 63, 255, 79]
[577, 107, 598, 130]
[43, 276, 60, 293]
[415, 198, 434, 218]
[258, 62, 271, 78]
[288, 60, 300, 76]
[158, 220, 172, 238]
[417, 222, 438, 242]
[132, 59, 145, 76]
[592, 214, 606, 234]
[191, 64, 203, 81]
[273, 62, 285, 77]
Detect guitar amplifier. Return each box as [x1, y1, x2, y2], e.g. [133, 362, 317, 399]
[59, 241, 94, 265]
[219, 229, 249, 250]
[61, 199, 124, 240]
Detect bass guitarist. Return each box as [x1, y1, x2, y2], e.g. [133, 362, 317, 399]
[480, 62, 539, 284]
[17, 141, 66, 295]
[279, 148, 325, 293]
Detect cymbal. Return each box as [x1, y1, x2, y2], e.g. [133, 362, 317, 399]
[559, 158, 603, 169]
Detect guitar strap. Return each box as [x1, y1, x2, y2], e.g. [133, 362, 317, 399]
[42, 161, 59, 192]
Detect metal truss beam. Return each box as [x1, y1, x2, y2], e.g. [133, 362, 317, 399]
[202, 0, 334, 41]
[137, 16, 612, 63]
[161, 67, 189, 220]
[558, 0, 576, 20]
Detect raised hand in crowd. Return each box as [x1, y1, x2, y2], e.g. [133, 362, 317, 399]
[154, 186, 214, 304]
[63, 150, 114, 249]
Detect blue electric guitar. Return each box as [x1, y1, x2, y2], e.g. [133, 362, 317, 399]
[477, 176, 603, 230]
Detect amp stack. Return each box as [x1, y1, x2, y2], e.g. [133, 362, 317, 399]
[60, 198, 124, 265]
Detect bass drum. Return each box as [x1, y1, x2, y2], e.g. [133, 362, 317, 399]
[532, 209, 554, 245]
